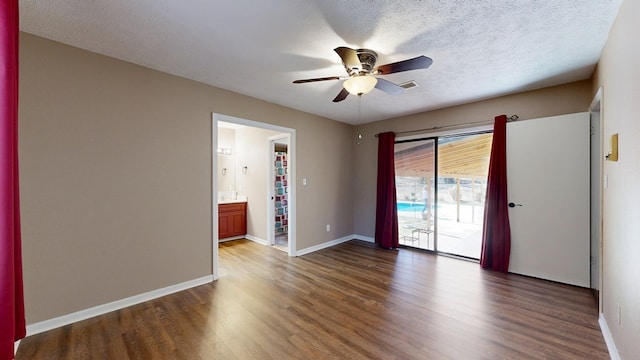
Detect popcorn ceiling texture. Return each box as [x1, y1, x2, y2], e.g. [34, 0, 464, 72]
[19, 0, 622, 124]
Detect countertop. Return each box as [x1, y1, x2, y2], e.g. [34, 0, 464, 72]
[219, 199, 247, 204]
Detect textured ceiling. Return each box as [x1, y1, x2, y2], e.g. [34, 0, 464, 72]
[19, 0, 623, 125]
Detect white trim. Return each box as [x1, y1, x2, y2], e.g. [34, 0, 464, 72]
[218, 235, 245, 242]
[14, 339, 20, 357]
[589, 86, 604, 312]
[590, 86, 603, 111]
[219, 235, 268, 245]
[267, 140, 276, 247]
[212, 116, 219, 280]
[245, 234, 269, 246]
[599, 314, 620, 360]
[25, 275, 214, 337]
[267, 134, 291, 252]
[351, 234, 375, 243]
[296, 235, 356, 256]
[287, 131, 296, 257]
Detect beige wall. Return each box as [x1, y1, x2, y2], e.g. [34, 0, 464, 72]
[592, 0, 640, 357]
[351, 80, 593, 237]
[19, 33, 354, 323]
[234, 126, 282, 241]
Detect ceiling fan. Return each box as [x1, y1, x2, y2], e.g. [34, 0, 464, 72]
[293, 47, 433, 102]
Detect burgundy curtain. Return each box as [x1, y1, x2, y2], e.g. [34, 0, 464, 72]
[480, 115, 511, 272]
[375, 132, 399, 249]
[0, 0, 26, 358]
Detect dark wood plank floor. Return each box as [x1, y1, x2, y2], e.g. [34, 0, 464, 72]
[17, 239, 609, 359]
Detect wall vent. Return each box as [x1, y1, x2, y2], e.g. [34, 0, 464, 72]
[398, 80, 419, 89]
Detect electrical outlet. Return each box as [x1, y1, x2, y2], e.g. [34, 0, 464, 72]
[326, 224, 330, 232]
[617, 302, 621, 325]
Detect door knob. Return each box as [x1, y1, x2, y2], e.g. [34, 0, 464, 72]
[508, 202, 522, 208]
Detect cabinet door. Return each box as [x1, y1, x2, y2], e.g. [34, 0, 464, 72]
[218, 212, 232, 239]
[219, 203, 247, 239]
[231, 211, 246, 236]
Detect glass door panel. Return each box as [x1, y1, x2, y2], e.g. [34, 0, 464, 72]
[395, 139, 435, 251]
[435, 133, 492, 259]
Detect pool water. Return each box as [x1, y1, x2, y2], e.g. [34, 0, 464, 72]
[397, 202, 425, 211]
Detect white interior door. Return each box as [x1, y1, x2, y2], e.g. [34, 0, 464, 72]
[507, 112, 590, 287]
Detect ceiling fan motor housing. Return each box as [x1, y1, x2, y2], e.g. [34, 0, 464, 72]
[345, 49, 378, 76]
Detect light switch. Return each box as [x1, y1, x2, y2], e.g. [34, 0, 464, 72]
[303, 178, 307, 186]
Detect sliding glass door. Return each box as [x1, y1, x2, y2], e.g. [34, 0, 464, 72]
[395, 139, 436, 251]
[395, 132, 492, 259]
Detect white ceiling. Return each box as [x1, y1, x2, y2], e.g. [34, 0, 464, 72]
[19, 0, 623, 125]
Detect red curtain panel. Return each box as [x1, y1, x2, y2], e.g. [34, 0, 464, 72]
[375, 132, 399, 249]
[480, 115, 511, 272]
[0, 0, 26, 358]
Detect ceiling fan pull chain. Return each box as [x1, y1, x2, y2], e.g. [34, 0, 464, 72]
[358, 94, 362, 123]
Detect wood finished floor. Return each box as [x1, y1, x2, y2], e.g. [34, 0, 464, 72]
[17, 239, 608, 359]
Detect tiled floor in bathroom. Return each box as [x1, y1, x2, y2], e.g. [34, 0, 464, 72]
[274, 234, 288, 252]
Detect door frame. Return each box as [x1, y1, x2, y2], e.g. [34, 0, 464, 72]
[267, 134, 290, 252]
[212, 113, 297, 280]
[589, 87, 604, 311]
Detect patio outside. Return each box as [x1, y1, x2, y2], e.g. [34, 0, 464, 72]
[396, 177, 486, 258]
[394, 133, 492, 259]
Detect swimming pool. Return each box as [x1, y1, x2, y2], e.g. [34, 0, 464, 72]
[397, 201, 439, 212]
[397, 202, 425, 211]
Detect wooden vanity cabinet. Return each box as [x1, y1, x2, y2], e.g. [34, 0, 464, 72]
[218, 202, 247, 239]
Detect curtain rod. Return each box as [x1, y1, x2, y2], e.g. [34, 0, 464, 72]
[374, 115, 519, 137]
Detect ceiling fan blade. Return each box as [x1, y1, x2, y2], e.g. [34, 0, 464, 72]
[332, 88, 349, 102]
[374, 56, 433, 75]
[293, 76, 342, 84]
[375, 78, 404, 95]
[334, 47, 362, 72]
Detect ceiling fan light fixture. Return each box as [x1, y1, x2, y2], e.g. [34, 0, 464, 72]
[343, 76, 377, 95]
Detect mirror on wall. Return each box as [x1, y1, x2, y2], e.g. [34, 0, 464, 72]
[218, 152, 235, 193]
[218, 125, 237, 199]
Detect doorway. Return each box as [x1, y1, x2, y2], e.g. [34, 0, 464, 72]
[212, 113, 296, 280]
[589, 87, 603, 306]
[269, 135, 289, 252]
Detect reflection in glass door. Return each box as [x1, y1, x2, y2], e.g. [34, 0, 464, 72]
[395, 132, 492, 259]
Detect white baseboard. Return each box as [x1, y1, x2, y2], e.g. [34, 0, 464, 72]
[15, 339, 20, 357]
[245, 234, 268, 246]
[245, 234, 371, 254]
[296, 235, 361, 256]
[25, 275, 214, 337]
[599, 313, 620, 360]
[218, 235, 244, 242]
[351, 234, 375, 243]
[219, 235, 267, 245]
